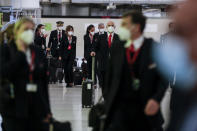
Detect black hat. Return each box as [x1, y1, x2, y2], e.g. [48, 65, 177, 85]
[56, 21, 64, 25]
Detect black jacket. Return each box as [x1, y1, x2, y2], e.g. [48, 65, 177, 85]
[48, 30, 65, 57]
[104, 38, 167, 130]
[0, 43, 50, 119]
[34, 33, 46, 50]
[60, 35, 77, 61]
[95, 32, 120, 71]
[84, 34, 98, 60]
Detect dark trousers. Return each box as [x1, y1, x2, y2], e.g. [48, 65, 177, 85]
[56, 68, 64, 82]
[63, 56, 74, 84]
[87, 57, 97, 84]
[2, 116, 41, 131]
[97, 69, 105, 88]
[49, 66, 57, 83]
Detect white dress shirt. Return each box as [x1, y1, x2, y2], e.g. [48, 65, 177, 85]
[124, 35, 144, 50]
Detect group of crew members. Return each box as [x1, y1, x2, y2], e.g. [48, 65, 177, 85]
[2, 8, 191, 131]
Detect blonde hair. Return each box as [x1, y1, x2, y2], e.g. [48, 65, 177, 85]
[14, 17, 35, 40]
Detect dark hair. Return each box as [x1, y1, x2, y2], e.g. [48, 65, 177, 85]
[66, 25, 74, 33]
[122, 10, 146, 33]
[35, 24, 44, 36]
[0, 24, 15, 45]
[86, 24, 94, 35]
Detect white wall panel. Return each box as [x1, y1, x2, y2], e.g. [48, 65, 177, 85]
[72, 0, 184, 4]
[11, 0, 40, 9]
[41, 18, 171, 57]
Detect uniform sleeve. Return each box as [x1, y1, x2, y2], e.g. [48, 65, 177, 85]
[74, 36, 77, 59]
[48, 31, 53, 48]
[84, 35, 87, 59]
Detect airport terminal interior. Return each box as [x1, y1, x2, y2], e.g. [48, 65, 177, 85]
[1, 0, 197, 131]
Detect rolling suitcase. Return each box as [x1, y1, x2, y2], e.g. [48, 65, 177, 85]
[82, 56, 95, 108]
[73, 67, 83, 86]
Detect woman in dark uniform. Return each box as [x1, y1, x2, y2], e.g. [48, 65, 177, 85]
[34, 24, 48, 56]
[0, 18, 51, 131]
[84, 25, 97, 84]
[60, 25, 77, 87]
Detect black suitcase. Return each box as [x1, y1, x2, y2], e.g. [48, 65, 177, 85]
[42, 120, 71, 131]
[47, 52, 58, 83]
[73, 68, 83, 86]
[82, 80, 94, 108]
[82, 56, 95, 108]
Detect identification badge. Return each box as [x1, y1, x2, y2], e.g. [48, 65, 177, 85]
[87, 84, 92, 90]
[42, 45, 45, 49]
[132, 79, 140, 91]
[68, 45, 72, 50]
[26, 84, 37, 92]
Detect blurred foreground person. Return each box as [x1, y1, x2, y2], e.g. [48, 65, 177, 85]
[0, 24, 15, 131]
[34, 24, 48, 56]
[60, 25, 77, 87]
[0, 18, 51, 131]
[84, 24, 97, 84]
[156, 0, 197, 131]
[95, 21, 119, 90]
[103, 11, 167, 131]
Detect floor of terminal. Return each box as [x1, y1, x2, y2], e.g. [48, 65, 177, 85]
[0, 83, 170, 131]
[49, 83, 102, 131]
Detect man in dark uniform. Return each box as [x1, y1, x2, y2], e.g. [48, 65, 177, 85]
[47, 21, 65, 57]
[94, 21, 120, 90]
[47, 21, 65, 83]
[93, 23, 106, 86]
[95, 23, 106, 36]
[103, 11, 167, 131]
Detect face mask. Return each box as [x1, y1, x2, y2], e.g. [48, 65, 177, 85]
[41, 29, 46, 34]
[153, 35, 197, 89]
[58, 26, 63, 30]
[118, 27, 131, 41]
[107, 26, 115, 33]
[68, 31, 73, 36]
[20, 29, 34, 45]
[99, 29, 105, 34]
[90, 31, 95, 36]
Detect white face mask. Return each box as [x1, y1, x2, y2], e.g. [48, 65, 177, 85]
[107, 26, 115, 33]
[153, 36, 197, 89]
[118, 27, 131, 41]
[58, 26, 63, 30]
[99, 29, 105, 34]
[90, 31, 95, 36]
[41, 29, 46, 34]
[68, 31, 73, 36]
[20, 29, 34, 45]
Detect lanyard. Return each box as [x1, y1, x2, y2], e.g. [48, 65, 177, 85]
[29, 50, 35, 83]
[126, 46, 141, 65]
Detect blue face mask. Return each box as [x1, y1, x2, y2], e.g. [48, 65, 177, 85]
[153, 35, 197, 90]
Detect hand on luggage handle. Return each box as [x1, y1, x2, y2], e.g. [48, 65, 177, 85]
[92, 56, 95, 83]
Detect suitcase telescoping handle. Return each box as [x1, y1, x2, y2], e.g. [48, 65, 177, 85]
[92, 56, 95, 83]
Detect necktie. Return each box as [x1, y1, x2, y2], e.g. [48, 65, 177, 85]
[108, 34, 112, 48]
[58, 31, 61, 42]
[126, 43, 135, 65]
